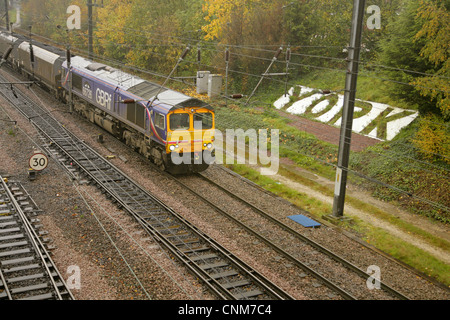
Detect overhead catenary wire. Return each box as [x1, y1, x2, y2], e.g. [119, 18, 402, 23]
[14, 10, 450, 79]
[0, 85, 153, 300]
[15, 92, 254, 299]
[6, 25, 448, 215]
[17, 10, 350, 52]
[14, 20, 449, 96]
[2, 30, 282, 296]
[219, 115, 450, 213]
[83, 33, 450, 94]
[6, 29, 446, 151]
[66, 41, 450, 168]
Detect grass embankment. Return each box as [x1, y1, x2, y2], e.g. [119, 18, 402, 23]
[226, 163, 450, 286]
[198, 71, 450, 285]
[211, 68, 449, 223]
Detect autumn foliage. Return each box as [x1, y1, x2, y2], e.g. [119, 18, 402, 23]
[413, 115, 450, 164]
[17, 0, 450, 162]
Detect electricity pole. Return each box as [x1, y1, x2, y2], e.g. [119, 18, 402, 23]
[246, 46, 283, 105]
[4, 0, 9, 31]
[67, 47, 73, 113]
[87, 0, 103, 60]
[331, 0, 366, 219]
[225, 47, 229, 107]
[87, 0, 93, 60]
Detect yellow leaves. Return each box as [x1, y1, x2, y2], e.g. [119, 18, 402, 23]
[412, 0, 450, 119]
[415, 0, 450, 66]
[202, 0, 264, 41]
[181, 88, 208, 101]
[412, 76, 450, 118]
[202, 0, 235, 40]
[96, 0, 133, 46]
[412, 115, 450, 164]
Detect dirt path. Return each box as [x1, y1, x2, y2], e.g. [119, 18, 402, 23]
[268, 164, 450, 265]
[217, 122, 450, 266]
[268, 111, 449, 264]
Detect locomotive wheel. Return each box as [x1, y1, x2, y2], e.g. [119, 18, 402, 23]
[158, 150, 166, 171]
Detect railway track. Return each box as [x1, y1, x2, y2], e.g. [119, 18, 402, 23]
[173, 170, 410, 300]
[0, 70, 411, 300]
[0, 176, 74, 300]
[0, 74, 293, 300]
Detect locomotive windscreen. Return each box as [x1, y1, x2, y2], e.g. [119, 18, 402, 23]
[194, 112, 213, 129]
[170, 113, 190, 130]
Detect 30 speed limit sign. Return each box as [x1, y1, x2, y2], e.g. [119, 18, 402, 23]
[29, 153, 48, 171]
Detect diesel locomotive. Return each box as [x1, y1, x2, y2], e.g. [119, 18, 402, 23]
[0, 29, 215, 174]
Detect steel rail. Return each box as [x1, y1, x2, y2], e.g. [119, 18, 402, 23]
[50, 129, 292, 300]
[0, 268, 12, 300]
[198, 171, 410, 300]
[168, 173, 357, 300]
[0, 193, 13, 300]
[0, 178, 62, 299]
[0, 183, 14, 300]
[0, 75, 293, 300]
[30, 118, 290, 299]
[43, 130, 293, 300]
[0, 82, 234, 299]
[0, 178, 74, 300]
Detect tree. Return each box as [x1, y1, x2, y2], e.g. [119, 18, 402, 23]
[201, 0, 286, 91]
[376, 0, 437, 114]
[95, 0, 133, 61]
[20, 0, 92, 50]
[362, 0, 404, 60]
[95, 0, 205, 76]
[413, 114, 450, 164]
[412, 0, 450, 119]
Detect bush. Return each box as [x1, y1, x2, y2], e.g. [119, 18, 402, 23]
[412, 114, 450, 165]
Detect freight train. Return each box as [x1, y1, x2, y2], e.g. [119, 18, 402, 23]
[0, 29, 215, 174]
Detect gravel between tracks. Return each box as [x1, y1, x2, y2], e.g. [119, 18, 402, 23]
[200, 166, 449, 299]
[0, 69, 448, 300]
[0, 70, 211, 300]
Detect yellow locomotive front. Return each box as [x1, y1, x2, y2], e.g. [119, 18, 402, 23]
[166, 106, 215, 173]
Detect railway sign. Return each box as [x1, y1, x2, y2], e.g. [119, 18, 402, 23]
[29, 153, 48, 171]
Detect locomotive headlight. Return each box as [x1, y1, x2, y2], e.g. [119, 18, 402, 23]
[169, 145, 176, 151]
[207, 143, 213, 149]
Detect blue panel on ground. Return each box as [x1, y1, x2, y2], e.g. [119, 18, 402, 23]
[288, 215, 321, 228]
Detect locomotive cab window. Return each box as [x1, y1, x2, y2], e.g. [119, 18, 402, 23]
[154, 113, 165, 129]
[194, 112, 213, 130]
[170, 114, 190, 130]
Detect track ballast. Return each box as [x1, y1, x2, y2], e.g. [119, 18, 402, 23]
[0, 73, 292, 300]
